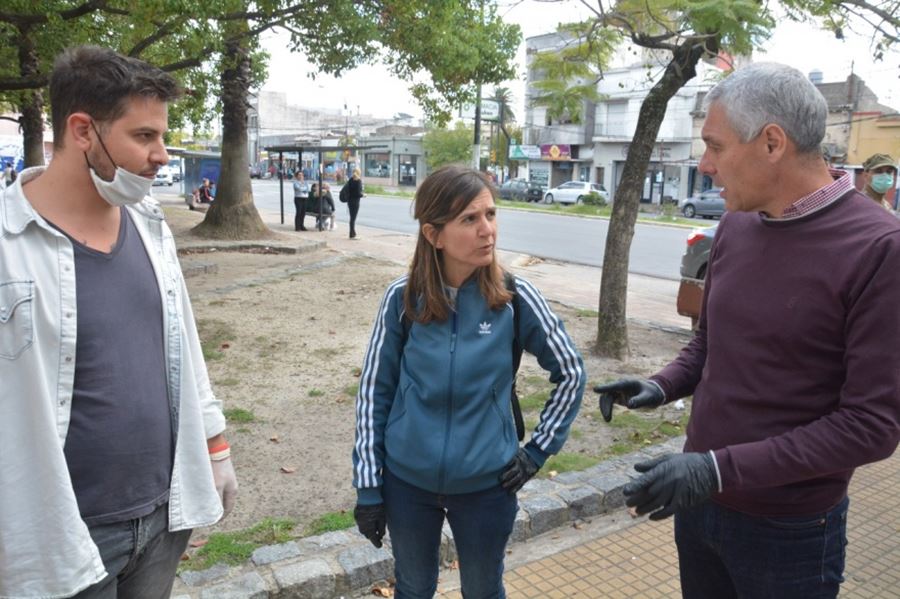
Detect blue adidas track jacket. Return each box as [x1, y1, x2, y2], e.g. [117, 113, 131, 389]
[353, 274, 585, 505]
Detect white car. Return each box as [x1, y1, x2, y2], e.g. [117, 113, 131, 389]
[543, 181, 608, 205]
[153, 166, 173, 186]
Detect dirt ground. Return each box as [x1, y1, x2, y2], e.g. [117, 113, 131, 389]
[164, 207, 694, 541]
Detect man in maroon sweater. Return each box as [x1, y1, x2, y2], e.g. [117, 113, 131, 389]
[596, 62, 900, 598]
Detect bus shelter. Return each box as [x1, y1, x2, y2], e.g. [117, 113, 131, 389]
[264, 143, 387, 229]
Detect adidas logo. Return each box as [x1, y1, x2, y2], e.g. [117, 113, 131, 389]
[478, 321, 492, 335]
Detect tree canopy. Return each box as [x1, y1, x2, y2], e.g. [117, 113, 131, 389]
[423, 121, 473, 169]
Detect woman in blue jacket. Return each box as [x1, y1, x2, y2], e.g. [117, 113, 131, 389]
[352, 165, 585, 598]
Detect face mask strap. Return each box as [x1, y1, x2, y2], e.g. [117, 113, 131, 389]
[87, 120, 119, 171]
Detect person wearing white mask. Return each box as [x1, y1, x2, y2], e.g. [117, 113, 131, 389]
[0, 46, 237, 598]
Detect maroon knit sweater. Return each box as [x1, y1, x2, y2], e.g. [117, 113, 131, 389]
[653, 190, 900, 516]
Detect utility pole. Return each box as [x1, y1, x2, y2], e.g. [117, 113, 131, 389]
[472, 84, 482, 171]
[471, 0, 484, 171]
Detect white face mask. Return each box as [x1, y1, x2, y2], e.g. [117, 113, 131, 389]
[88, 165, 153, 207]
[86, 121, 154, 206]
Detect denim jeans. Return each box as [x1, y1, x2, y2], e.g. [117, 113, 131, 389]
[674, 497, 849, 599]
[383, 468, 517, 599]
[72, 502, 191, 599]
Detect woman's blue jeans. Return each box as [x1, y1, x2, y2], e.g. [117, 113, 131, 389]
[383, 468, 517, 599]
[674, 496, 849, 599]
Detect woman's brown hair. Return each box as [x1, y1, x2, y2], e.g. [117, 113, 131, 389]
[404, 165, 512, 323]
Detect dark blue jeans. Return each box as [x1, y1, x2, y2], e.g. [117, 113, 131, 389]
[674, 497, 849, 599]
[383, 468, 517, 599]
[72, 502, 191, 599]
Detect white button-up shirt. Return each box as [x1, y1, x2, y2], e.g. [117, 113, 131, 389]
[0, 168, 226, 598]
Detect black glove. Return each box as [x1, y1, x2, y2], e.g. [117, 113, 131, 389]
[593, 378, 665, 422]
[623, 452, 718, 520]
[353, 503, 386, 548]
[499, 448, 540, 494]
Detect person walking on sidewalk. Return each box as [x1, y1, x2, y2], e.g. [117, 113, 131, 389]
[595, 62, 900, 599]
[346, 167, 364, 238]
[352, 165, 585, 598]
[0, 46, 238, 598]
[293, 170, 310, 230]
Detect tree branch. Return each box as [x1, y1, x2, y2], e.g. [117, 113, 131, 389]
[0, 0, 108, 26]
[0, 75, 48, 90]
[128, 17, 188, 57]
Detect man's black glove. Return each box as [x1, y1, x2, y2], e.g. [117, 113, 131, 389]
[593, 378, 665, 422]
[499, 448, 540, 494]
[623, 452, 718, 520]
[353, 503, 386, 548]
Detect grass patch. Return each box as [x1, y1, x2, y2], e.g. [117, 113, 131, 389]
[344, 383, 359, 397]
[304, 510, 355, 536]
[594, 406, 691, 458]
[208, 299, 225, 307]
[541, 452, 600, 476]
[217, 378, 241, 387]
[518, 390, 548, 412]
[523, 374, 547, 387]
[181, 517, 295, 572]
[196, 318, 234, 361]
[597, 442, 635, 460]
[223, 408, 256, 423]
[308, 388, 324, 397]
[575, 308, 599, 318]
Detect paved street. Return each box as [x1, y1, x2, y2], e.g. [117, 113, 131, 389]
[245, 179, 695, 280]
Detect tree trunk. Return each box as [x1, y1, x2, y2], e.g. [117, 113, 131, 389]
[17, 27, 45, 168]
[594, 39, 713, 359]
[192, 27, 269, 239]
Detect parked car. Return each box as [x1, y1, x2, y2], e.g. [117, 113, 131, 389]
[543, 181, 608, 205]
[498, 178, 544, 202]
[677, 223, 717, 327]
[168, 158, 182, 182]
[152, 166, 173, 186]
[681, 187, 725, 218]
[249, 164, 262, 178]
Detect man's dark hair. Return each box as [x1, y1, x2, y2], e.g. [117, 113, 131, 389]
[49, 45, 181, 149]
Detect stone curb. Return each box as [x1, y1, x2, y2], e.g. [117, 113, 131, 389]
[171, 436, 685, 598]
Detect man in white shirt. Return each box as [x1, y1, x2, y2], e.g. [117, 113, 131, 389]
[0, 45, 238, 598]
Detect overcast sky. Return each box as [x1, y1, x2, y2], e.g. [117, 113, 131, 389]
[258, 0, 899, 121]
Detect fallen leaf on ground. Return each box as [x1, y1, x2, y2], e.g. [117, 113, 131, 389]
[269, 435, 279, 443]
[180, 553, 190, 561]
[371, 583, 394, 597]
[220, 342, 230, 349]
[280, 466, 297, 474]
[548, 470, 558, 478]
[189, 539, 208, 548]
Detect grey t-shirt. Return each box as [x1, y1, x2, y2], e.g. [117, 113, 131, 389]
[52, 208, 173, 525]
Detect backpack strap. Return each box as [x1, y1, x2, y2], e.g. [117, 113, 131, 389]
[505, 272, 526, 441]
[401, 273, 525, 442]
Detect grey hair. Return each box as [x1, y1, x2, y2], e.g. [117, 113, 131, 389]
[704, 62, 827, 154]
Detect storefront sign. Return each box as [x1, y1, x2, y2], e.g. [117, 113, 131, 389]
[459, 99, 501, 121]
[621, 144, 672, 159]
[508, 144, 541, 160]
[540, 144, 571, 160]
